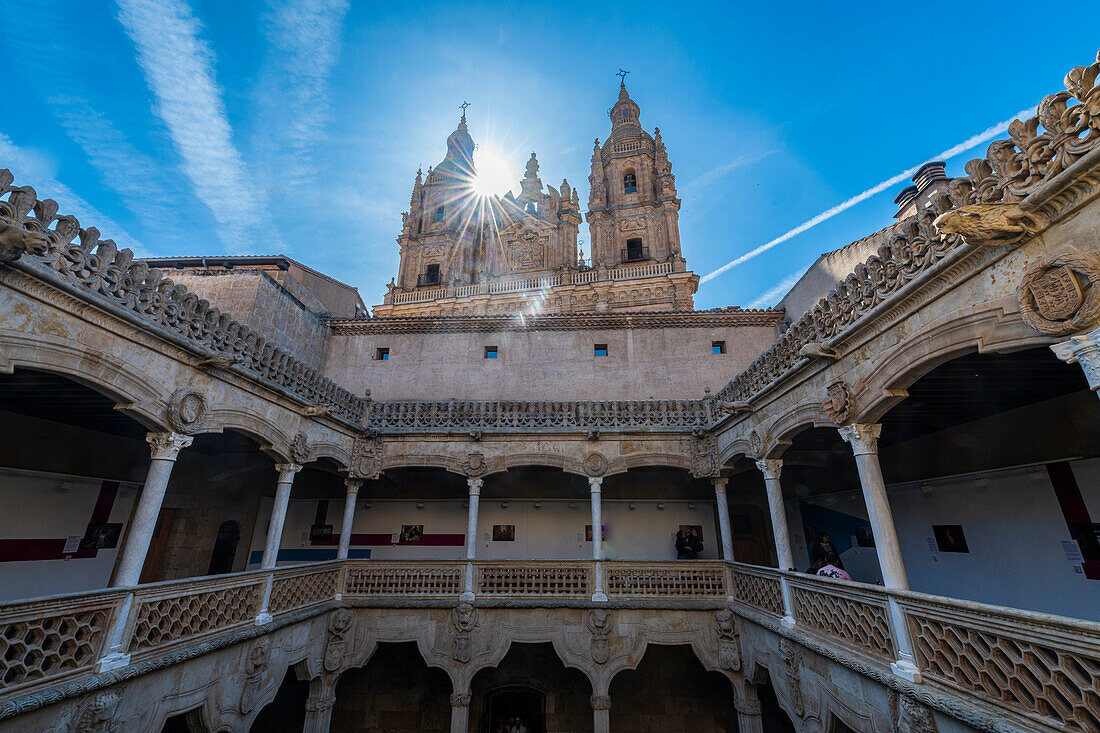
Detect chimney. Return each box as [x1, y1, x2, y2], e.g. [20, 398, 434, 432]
[912, 161, 947, 192]
[893, 186, 919, 219]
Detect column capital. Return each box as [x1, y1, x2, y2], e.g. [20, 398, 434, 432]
[712, 477, 729, 492]
[734, 698, 762, 715]
[450, 692, 471, 708]
[344, 477, 363, 494]
[590, 694, 611, 710]
[838, 423, 882, 456]
[146, 432, 193, 461]
[275, 463, 303, 478]
[1052, 327, 1100, 391]
[755, 458, 782, 480]
[588, 476, 603, 489]
[467, 477, 483, 494]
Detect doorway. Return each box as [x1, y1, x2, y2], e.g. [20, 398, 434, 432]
[208, 520, 241, 575]
[482, 686, 545, 733]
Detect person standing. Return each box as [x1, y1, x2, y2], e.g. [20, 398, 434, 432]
[675, 526, 703, 559]
[810, 533, 844, 570]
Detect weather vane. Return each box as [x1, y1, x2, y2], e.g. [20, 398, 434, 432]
[616, 69, 630, 85]
[459, 101, 471, 119]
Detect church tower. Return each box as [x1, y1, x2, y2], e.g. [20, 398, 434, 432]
[586, 77, 685, 272]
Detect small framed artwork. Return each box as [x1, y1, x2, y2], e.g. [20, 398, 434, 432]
[933, 525, 969, 553]
[585, 525, 608, 542]
[310, 524, 333, 542]
[492, 525, 515, 542]
[80, 523, 122, 550]
[855, 526, 876, 548]
[400, 525, 423, 543]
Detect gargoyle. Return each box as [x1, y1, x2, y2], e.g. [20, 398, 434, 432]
[799, 342, 838, 359]
[302, 404, 331, 417]
[932, 203, 1038, 245]
[199, 353, 240, 370]
[716, 400, 752, 415]
[0, 221, 48, 262]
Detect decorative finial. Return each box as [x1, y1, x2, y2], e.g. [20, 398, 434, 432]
[616, 68, 629, 88]
[459, 100, 471, 121]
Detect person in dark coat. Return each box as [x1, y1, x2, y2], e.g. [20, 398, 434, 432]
[811, 533, 844, 570]
[675, 526, 703, 559]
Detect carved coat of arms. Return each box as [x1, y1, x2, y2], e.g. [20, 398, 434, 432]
[1018, 247, 1100, 335]
[1027, 266, 1082, 321]
[822, 380, 852, 425]
[507, 230, 544, 271]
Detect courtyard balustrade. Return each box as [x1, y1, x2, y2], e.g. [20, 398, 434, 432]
[2, 559, 1097, 730]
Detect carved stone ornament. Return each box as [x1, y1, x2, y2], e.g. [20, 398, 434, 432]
[714, 609, 741, 671]
[749, 430, 764, 457]
[779, 637, 805, 717]
[932, 202, 1038, 244]
[822, 380, 852, 425]
[1017, 247, 1100, 335]
[450, 692, 472, 708]
[75, 689, 122, 733]
[690, 434, 719, 478]
[239, 636, 270, 714]
[349, 436, 382, 480]
[290, 432, 313, 464]
[323, 608, 354, 673]
[890, 690, 938, 733]
[451, 602, 478, 663]
[583, 452, 607, 477]
[590, 695, 612, 710]
[165, 387, 208, 434]
[587, 608, 613, 665]
[462, 451, 486, 477]
[0, 219, 48, 261]
[507, 229, 545, 271]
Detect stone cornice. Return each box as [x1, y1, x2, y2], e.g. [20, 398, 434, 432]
[330, 307, 783, 334]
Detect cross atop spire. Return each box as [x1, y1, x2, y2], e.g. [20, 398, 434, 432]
[459, 101, 471, 121]
[616, 69, 629, 88]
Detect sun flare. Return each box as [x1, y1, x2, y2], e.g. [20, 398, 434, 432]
[472, 145, 518, 197]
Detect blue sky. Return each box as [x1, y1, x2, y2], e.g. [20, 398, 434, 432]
[1, 1, 1096, 310]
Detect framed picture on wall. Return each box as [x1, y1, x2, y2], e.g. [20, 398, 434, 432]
[400, 525, 423, 543]
[310, 524, 333, 542]
[585, 525, 608, 542]
[79, 523, 122, 550]
[855, 526, 876, 547]
[933, 524, 969, 553]
[492, 525, 515, 542]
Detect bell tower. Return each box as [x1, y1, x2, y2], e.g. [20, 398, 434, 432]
[586, 73, 685, 271]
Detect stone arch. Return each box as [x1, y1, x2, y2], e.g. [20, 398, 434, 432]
[381, 453, 466, 476]
[0, 335, 170, 430]
[204, 409, 293, 463]
[851, 304, 1057, 424]
[491, 452, 584, 477]
[605, 451, 691, 475]
[311, 440, 351, 469]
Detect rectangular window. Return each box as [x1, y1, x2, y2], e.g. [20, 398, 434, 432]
[712, 341, 726, 354]
[594, 344, 608, 357]
[485, 346, 498, 359]
[375, 348, 389, 361]
[433, 206, 445, 222]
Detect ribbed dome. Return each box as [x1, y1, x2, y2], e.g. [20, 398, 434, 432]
[446, 116, 475, 162]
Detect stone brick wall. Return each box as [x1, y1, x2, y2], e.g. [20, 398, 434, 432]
[168, 270, 329, 368]
[332, 642, 452, 732]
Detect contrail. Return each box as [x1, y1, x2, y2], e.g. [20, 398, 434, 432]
[699, 105, 1038, 285]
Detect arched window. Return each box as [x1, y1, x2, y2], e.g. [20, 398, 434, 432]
[434, 205, 445, 222]
[621, 109, 629, 122]
[623, 171, 637, 194]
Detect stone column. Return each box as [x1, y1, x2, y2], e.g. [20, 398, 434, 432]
[591, 693, 611, 733]
[303, 677, 337, 733]
[461, 478, 482, 602]
[734, 697, 763, 733]
[589, 477, 607, 602]
[112, 432, 193, 587]
[756, 459, 796, 627]
[261, 463, 303, 570]
[337, 479, 361, 560]
[838, 423, 922, 682]
[1052, 327, 1100, 395]
[450, 691, 471, 733]
[713, 477, 735, 561]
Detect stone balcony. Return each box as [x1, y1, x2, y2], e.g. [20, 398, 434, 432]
[374, 260, 699, 316]
[2, 559, 1097, 732]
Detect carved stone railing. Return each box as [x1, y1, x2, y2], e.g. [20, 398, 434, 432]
[718, 49, 1100, 405]
[367, 398, 711, 433]
[893, 588, 1100, 732]
[0, 173, 365, 424]
[789, 574, 895, 659]
[604, 561, 728, 599]
[3, 559, 1099, 732]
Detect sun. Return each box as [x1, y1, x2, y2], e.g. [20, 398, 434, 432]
[472, 145, 518, 197]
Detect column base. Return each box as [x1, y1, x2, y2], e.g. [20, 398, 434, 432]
[95, 651, 131, 673]
[459, 591, 476, 603]
[890, 658, 923, 683]
[255, 611, 273, 626]
[780, 615, 796, 629]
[591, 591, 608, 603]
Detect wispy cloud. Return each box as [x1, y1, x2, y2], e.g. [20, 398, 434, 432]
[115, 0, 268, 252]
[0, 132, 146, 255]
[49, 95, 180, 238]
[256, 0, 350, 189]
[681, 148, 778, 200]
[746, 265, 812, 308]
[700, 105, 1039, 286]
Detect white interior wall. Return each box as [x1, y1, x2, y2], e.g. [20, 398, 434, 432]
[0, 468, 138, 599]
[247, 497, 718, 566]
